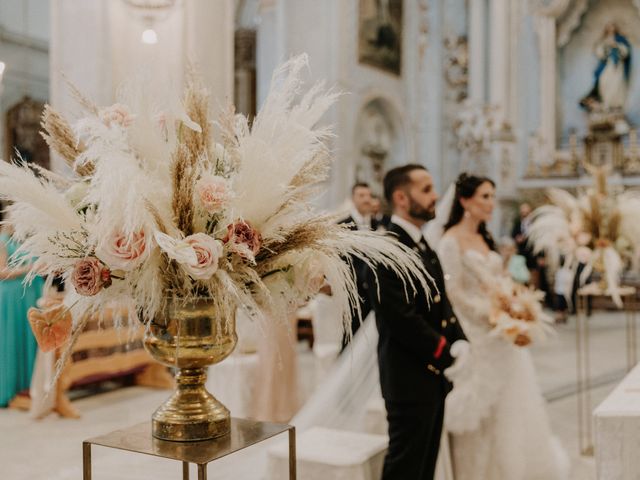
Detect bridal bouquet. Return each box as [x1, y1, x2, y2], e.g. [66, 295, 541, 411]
[527, 163, 640, 307]
[488, 276, 554, 345]
[0, 55, 430, 357]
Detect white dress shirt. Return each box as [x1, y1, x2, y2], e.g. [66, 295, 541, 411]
[351, 209, 373, 231]
[390, 214, 424, 246]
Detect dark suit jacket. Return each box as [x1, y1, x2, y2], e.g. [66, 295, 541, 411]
[339, 215, 374, 295]
[512, 217, 538, 270]
[369, 222, 466, 403]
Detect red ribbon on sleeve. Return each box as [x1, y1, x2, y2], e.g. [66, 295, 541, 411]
[434, 336, 447, 359]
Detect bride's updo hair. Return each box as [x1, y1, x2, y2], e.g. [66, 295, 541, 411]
[444, 173, 497, 251]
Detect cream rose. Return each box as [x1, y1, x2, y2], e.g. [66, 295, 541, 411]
[181, 233, 223, 280]
[196, 174, 231, 213]
[97, 230, 148, 271]
[100, 103, 136, 128]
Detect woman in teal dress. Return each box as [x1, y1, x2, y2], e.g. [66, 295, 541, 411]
[0, 226, 44, 407]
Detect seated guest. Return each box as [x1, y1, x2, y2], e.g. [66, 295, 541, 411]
[0, 223, 44, 407]
[371, 194, 391, 231]
[498, 236, 530, 285]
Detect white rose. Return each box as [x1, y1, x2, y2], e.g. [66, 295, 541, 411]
[182, 233, 223, 280]
[154, 232, 198, 265]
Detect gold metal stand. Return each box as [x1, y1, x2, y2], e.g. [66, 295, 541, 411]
[575, 285, 638, 457]
[82, 418, 296, 479]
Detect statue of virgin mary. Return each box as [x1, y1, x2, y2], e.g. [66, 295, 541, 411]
[580, 23, 632, 112]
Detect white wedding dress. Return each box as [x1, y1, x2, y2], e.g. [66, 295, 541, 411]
[437, 235, 570, 480]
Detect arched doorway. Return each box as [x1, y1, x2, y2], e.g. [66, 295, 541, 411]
[354, 97, 405, 197]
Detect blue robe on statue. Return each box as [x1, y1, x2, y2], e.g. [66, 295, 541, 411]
[580, 32, 631, 110]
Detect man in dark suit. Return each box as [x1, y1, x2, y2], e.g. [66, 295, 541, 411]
[339, 182, 375, 351]
[370, 164, 468, 480]
[371, 194, 392, 231]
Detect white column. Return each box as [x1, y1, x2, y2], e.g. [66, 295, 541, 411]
[424, 0, 444, 187]
[50, 0, 234, 172]
[469, 0, 486, 102]
[536, 15, 557, 152]
[489, 0, 508, 111]
[183, 0, 234, 121]
[256, 0, 286, 108]
[50, 0, 111, 173]
[508, 0, 521, 125]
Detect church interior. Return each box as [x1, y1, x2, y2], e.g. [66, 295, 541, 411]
[2, 1, 640, 479]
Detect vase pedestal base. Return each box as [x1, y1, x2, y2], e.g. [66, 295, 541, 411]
[151, 367, 230, 442]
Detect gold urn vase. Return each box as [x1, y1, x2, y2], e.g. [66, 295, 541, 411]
[143, 297, 237, 442]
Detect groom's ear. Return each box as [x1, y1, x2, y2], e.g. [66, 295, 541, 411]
[391, 189, 407, 209]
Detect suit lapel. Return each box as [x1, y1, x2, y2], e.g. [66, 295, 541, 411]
[389, 223, 440, 279]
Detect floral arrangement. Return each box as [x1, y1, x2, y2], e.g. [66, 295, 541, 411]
[0, 55, 430, 357]
[488, 277, 554, 345]
[527, 163, 640, 307]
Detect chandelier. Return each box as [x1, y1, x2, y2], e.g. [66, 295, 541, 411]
[122, 0, 177, 44]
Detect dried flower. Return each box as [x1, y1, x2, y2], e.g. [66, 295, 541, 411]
[96, 230, 148, 271]
[27, 304, 72, 352]
[223, 220, 262, 260]
[70, 257, 111, 296]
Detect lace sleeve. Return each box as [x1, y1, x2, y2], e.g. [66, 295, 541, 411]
[437, 236, 491, 328]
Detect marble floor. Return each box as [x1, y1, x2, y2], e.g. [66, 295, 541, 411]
[1, 311, 633, 480]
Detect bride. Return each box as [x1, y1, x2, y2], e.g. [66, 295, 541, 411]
[435, 173, 569, 480]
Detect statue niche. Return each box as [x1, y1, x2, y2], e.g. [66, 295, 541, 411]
[580, 22, 631, 114]
[356, 100, 397, 195]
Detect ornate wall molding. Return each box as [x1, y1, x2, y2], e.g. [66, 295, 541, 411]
[557, 0, 588, 47]
[529, 0, 571, 18]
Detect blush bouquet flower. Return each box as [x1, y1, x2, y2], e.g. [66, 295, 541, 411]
[0, 56, 430, 359]
[488, 277, 554, 345]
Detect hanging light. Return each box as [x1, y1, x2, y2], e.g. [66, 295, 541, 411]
[141, 28, 158, 44]
[122, 0, 176, 45]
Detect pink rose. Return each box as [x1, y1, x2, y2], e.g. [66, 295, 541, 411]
[196, 175, 231, 213]
[100, 103, 136, 128]
[182, 233, 223, 280]
[222, 220, 262, 260]
[70, 257, 112, 296]
[97, 230, 148, 271]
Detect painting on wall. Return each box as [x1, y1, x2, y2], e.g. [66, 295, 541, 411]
[358, 0, 403, 75]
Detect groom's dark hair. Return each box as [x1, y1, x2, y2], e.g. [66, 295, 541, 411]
[383, 164, 428, 205]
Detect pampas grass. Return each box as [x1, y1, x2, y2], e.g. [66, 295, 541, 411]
[0, 54, 432, 363]
[529, 169, 640, 309]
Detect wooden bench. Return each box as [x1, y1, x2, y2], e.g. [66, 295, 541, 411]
[10, 308, 173, 418]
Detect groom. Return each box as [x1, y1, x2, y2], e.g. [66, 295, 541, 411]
[370, 164, 469, 479]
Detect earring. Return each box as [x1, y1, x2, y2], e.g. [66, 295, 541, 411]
[464, 210, 471, 218]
